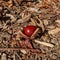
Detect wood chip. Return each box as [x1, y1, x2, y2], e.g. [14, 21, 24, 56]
[48, 28, 60, 34]
[1, 53, 7, 60]
[34, 40, 54, 48]
[17, 14, 31, 23]
[20, 49, 27, 54]
[8, 0, 13, 7]
[12, 54, 15, 60]
[43, 20, 49, 25]
[27, 7, 41, 13]
[55, 20, 60, 24]
[47, 25, 56, 30]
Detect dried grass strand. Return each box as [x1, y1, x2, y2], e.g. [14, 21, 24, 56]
[0, 48, 41, 53]
[37, 19, 45, 32]
[34, 40, 54, 47]
[18, 30, 29, 38]
[30, 18, 36, 26]
[31, 28, 39, 39]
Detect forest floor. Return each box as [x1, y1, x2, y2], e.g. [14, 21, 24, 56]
[0, 0, 60, 60]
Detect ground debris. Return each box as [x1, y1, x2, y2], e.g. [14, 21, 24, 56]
[0, 0, 60, 60]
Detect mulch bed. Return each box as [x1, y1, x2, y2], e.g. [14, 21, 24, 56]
[0, 0, 60, 60]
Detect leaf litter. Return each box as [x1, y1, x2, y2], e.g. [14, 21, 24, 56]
[0, 0, 60, 60]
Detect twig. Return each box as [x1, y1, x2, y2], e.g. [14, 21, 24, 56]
[17, 14, 31, 23]
[0, 48, 41, 53]
[37, 19, 45, 32]
[18, 30, 29, 38]
[20, 49, 27, 54]
[30, 18, 36, 26]
[14, 52, 21, 60]
[34, 40, 54, 47]
[31, 28, 39, 39]
[6, 14, 16, 22]
[1, 53, 7, 60]
[27, 7, 41, 13]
